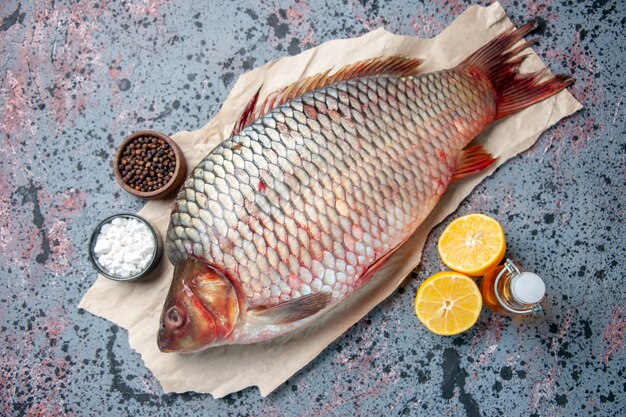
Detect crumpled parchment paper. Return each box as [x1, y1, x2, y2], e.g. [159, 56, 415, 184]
[79, 2, 582, 397]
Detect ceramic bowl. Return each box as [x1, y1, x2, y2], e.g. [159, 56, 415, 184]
[88, 213, 163, 282]
[113, 130, 187, 200]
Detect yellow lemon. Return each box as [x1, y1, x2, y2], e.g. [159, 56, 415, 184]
[438, 213, 506, 276]
[415, 271, 482, 336]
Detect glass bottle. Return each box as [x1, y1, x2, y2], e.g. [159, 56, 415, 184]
[480, 259, 545, 316]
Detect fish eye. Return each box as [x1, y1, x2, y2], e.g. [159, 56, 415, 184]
[165, 306, 186, 329]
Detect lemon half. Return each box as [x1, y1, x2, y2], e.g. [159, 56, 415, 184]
[415, 271, 482, 336]
[438, 213, 506, 276]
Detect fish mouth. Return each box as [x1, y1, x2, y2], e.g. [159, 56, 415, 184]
[157, 329, 175, 352]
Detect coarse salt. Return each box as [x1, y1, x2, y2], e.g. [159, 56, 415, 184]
[94, 217, 155, 277]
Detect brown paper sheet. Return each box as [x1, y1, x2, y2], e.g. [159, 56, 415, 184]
[79, 2, 582, 397]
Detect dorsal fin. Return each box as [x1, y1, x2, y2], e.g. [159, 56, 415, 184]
[249, 291, 332, 324]
[232, 86, 261, 137]
[231, 55, 423, 136]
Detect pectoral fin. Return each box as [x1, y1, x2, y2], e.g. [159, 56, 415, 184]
[250, 292, 332, 324]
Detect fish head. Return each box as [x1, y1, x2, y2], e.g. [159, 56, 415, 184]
[157, 259, 240, 352]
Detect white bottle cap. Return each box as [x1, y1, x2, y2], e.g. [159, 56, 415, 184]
[510, 272, 545, 305]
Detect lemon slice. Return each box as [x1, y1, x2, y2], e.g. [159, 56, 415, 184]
[438, 213, 506, 276]
[415, 271, 482, 336]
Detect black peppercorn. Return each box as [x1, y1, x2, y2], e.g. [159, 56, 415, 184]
[119, 136, 177, 192]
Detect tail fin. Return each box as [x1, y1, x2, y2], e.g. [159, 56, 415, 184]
[461, 21, 574, 120]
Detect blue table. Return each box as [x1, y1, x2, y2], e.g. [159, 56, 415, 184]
[1, 1, 623, 416]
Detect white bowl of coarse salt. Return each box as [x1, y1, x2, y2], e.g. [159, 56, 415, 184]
[89, 213, 163, 281]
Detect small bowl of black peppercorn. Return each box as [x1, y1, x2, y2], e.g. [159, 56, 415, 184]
[113, 130, 187, 200]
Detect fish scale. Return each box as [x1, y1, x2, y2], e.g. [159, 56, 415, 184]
[167, 69, 493, 306]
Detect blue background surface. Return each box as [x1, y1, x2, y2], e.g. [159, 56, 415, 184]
[0, 1, 624, 416]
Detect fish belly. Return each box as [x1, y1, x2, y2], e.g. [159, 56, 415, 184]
[167, 69, 495, 309]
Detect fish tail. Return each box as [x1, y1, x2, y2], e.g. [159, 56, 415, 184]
[461, 21, 574, 120]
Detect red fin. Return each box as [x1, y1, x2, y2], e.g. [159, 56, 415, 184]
[231, 86, 261, 137]
[356, 236, 411, 286]
[250, 292, 332, 324]
[356, 249, 397, 285]
[230, 56, 423, 136]
[451, 145, 497, 182]
[460, 21, 574, 120]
